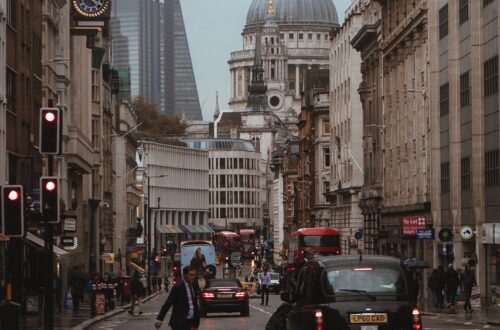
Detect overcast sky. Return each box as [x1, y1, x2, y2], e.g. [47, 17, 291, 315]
[181, 0, 353, 121]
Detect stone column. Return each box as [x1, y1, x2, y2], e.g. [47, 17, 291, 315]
[295, 64, 300, 99]
[242, 67, 246, 97]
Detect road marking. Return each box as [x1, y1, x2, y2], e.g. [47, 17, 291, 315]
[465, 321, 473, 325]
[249, 303, 272, 316]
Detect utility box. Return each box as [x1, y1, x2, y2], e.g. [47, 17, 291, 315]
[0, 300, 21, 329]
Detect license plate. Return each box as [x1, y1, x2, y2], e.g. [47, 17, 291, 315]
[217, 293, 233, 298]
[350, 313, 388, 324]
[361, 327, 378, 330]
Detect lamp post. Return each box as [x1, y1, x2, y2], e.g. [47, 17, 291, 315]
[146, 174, 167, 294]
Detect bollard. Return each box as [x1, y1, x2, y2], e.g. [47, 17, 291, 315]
[91, 283, 97, 316]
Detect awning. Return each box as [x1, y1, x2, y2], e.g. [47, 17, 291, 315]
[179, 225, 193, 234]
[25, 232, 69, 256]
[156, 224, 169, 234]
[166, 224, 184, 234]
[129, 261, 145, 273]
[199, 225, 215, 233]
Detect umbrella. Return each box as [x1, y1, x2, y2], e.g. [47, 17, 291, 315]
[403, 258, 429, 269]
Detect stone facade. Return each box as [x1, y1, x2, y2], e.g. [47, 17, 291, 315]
[328, 0, 364, 254]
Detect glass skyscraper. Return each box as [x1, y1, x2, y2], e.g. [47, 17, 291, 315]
[111, 0, 202, 120]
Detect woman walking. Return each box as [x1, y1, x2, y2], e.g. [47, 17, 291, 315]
[128, 271, 144, 315]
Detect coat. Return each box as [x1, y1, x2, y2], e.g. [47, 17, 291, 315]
[157, 281, 200, 329]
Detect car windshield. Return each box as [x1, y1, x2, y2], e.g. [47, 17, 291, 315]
[206, 280, 240, 288]
[327, 266, 405, 294]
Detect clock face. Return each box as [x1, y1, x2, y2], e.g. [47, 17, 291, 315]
[72, 0, 110, 18]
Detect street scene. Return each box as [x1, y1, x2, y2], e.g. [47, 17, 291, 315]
[1, 0, 500, 329]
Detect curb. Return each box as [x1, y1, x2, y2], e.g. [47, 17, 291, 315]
[487, 321, 500, 326]
[72, 291, 163, 330]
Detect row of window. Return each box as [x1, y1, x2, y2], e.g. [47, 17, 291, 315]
[440, 0, 495, 40]
[209, 157, 259, 170]
[209, 174, 259, 189]
[210, 207, 260, 219]
[440, 56, 499, 117]
[441, 150, 500, 193]
[246, 33, 329, 44]
[209, 190, 259, 206]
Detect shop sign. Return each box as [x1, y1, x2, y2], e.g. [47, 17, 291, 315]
[63, 218, 77, 232]
[401, 216, 426, 238]
[482, 223, 494, 244]
[61, 236, 75, 247]
[416, 229, 434, 239]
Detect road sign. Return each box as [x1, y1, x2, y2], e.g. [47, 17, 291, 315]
[416, 229, 434, 239]
[63, 218, 77, 232]
[460, 226, 474, 240]
[354, 231, 363, 240]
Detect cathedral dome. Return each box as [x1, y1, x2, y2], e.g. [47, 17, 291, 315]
[245, 0, 339, 29]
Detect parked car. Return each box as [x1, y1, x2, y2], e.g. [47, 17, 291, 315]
[281, 255, 422, 330]
[256, 272, 280, 294]
[199, 278, 249, 317]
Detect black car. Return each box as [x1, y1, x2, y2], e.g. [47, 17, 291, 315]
[199, 278, 250, 317]
[281, 255, 422, 330]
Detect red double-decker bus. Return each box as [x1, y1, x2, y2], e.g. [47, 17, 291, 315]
[239, 228, 256, 258]
[289, 227, 341, 263]
[213, 231, 241, 262]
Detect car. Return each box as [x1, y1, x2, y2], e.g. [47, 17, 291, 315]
[281, 255, 422, 330]
[199, 278, 250, 317]
[256, 272, 280, 294]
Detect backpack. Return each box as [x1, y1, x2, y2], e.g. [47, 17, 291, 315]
[265, 303, 293, 330]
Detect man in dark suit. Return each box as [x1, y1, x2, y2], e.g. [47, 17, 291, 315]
[155, 266, 200, 330]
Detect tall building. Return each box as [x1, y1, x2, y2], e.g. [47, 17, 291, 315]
[164, 0, 202, 120]
[111, 0, 202, 120]
[111, 0, 160, 104]
[430, 0, 500, 304]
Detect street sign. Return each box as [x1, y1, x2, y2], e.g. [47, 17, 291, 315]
[416, 229, 434, 239]
[354, 231, 363, 240]
[460, 226, 474, 240]
[61, 236, 75, 247]
[63, 218, 77, 232]
[401, 216, 426, 238]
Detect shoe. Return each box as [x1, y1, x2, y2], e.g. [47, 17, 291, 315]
[128, 310, 133, 315]
[469, 309, 474, 314]
[139, 311, 143, 315]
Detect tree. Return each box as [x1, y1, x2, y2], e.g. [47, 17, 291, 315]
[133, 97, 187, 144]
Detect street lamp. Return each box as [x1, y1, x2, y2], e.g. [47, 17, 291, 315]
[146, 174, 167, 294]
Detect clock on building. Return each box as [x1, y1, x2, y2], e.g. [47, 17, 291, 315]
[71, 0, 111, 19]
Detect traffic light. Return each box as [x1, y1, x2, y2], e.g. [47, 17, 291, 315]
[40, 177, 60, 223]
[40, 107, 61, 154]
[1, 185, 24, 237]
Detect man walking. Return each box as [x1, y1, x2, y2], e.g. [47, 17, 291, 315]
[129, 271, 144, 315]
[260, 270, 271, 306]
[155, 266, 200, 330]
[444, 263, 460, 309]
[462, 266, 477, 314]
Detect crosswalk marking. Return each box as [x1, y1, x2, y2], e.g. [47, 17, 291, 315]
[249, 304, 272, 316]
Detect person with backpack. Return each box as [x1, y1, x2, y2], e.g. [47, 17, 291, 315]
[444, 263, 460, 309]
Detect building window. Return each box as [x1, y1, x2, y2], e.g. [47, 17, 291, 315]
[460, 71, 470, 107]
[6, 0, 16, 26]
[6, 69, 16, 112]
[323, 148, 331, 167]
[289, 33, 294, 39]
[485, 150, 499, 187]
[461, 157, 471, 191]
[323, 120, 330, 135]
[484, 55, 499, 97]
[280, 33, 284, 39]
[298, 33, 304, 40]
[441, 162, 450, 193]
[459, 0, 469, 24]
[439, 4, 448, 39]
[92, 118, 100, 151]
[220, 175, 226, 188]
[484, 0, 495, 7]
[323, 181, 330, 196]
[308, 33, 313, 40]
[220, 158, 226, 169]
[220, 191, 226, 205]
[91, 70, 100, 102]
[440, 83, 449, 116]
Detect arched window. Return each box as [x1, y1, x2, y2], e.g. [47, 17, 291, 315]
[251, 137, 261, 153]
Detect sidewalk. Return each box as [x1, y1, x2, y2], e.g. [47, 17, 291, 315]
[20, 290, 162, 330]
[421, 298, 500, 326]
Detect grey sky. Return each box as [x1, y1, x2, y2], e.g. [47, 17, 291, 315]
[181, 0, 353, 121]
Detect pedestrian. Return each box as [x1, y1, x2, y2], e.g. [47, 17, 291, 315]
[158, 276, 163, 291]
[444, 263, 460, 309]
[406, 268, 421, 306]
[164, 277, 170, 293]
[152, 275, 158, 292]
[428, 268, 444, 309]
[154, 266, 200, 330]
[437, 265, 446, 308]
[462, 266, 477, 314]
[128, 271, 144, 315]
[68, 267, 85, 312]
[260, 270, 271, 306]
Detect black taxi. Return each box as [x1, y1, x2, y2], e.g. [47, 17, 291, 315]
[281, 255, 422, 330]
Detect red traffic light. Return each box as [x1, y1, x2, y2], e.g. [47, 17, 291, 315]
[44, 111, 56, 122]
[45, 181, 56, 191]
[7, 190, 20, 201]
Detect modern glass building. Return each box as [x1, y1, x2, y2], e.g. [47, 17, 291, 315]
[111, 0, 202, 119]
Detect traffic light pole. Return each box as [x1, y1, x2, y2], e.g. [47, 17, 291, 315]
[44, 155, 54, 330]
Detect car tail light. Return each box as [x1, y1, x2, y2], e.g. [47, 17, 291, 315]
[315, 310, 323, 330]
[202, 292, 215, 299]
[412, 308, 422, 330]
[235, 291, 247, 298]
